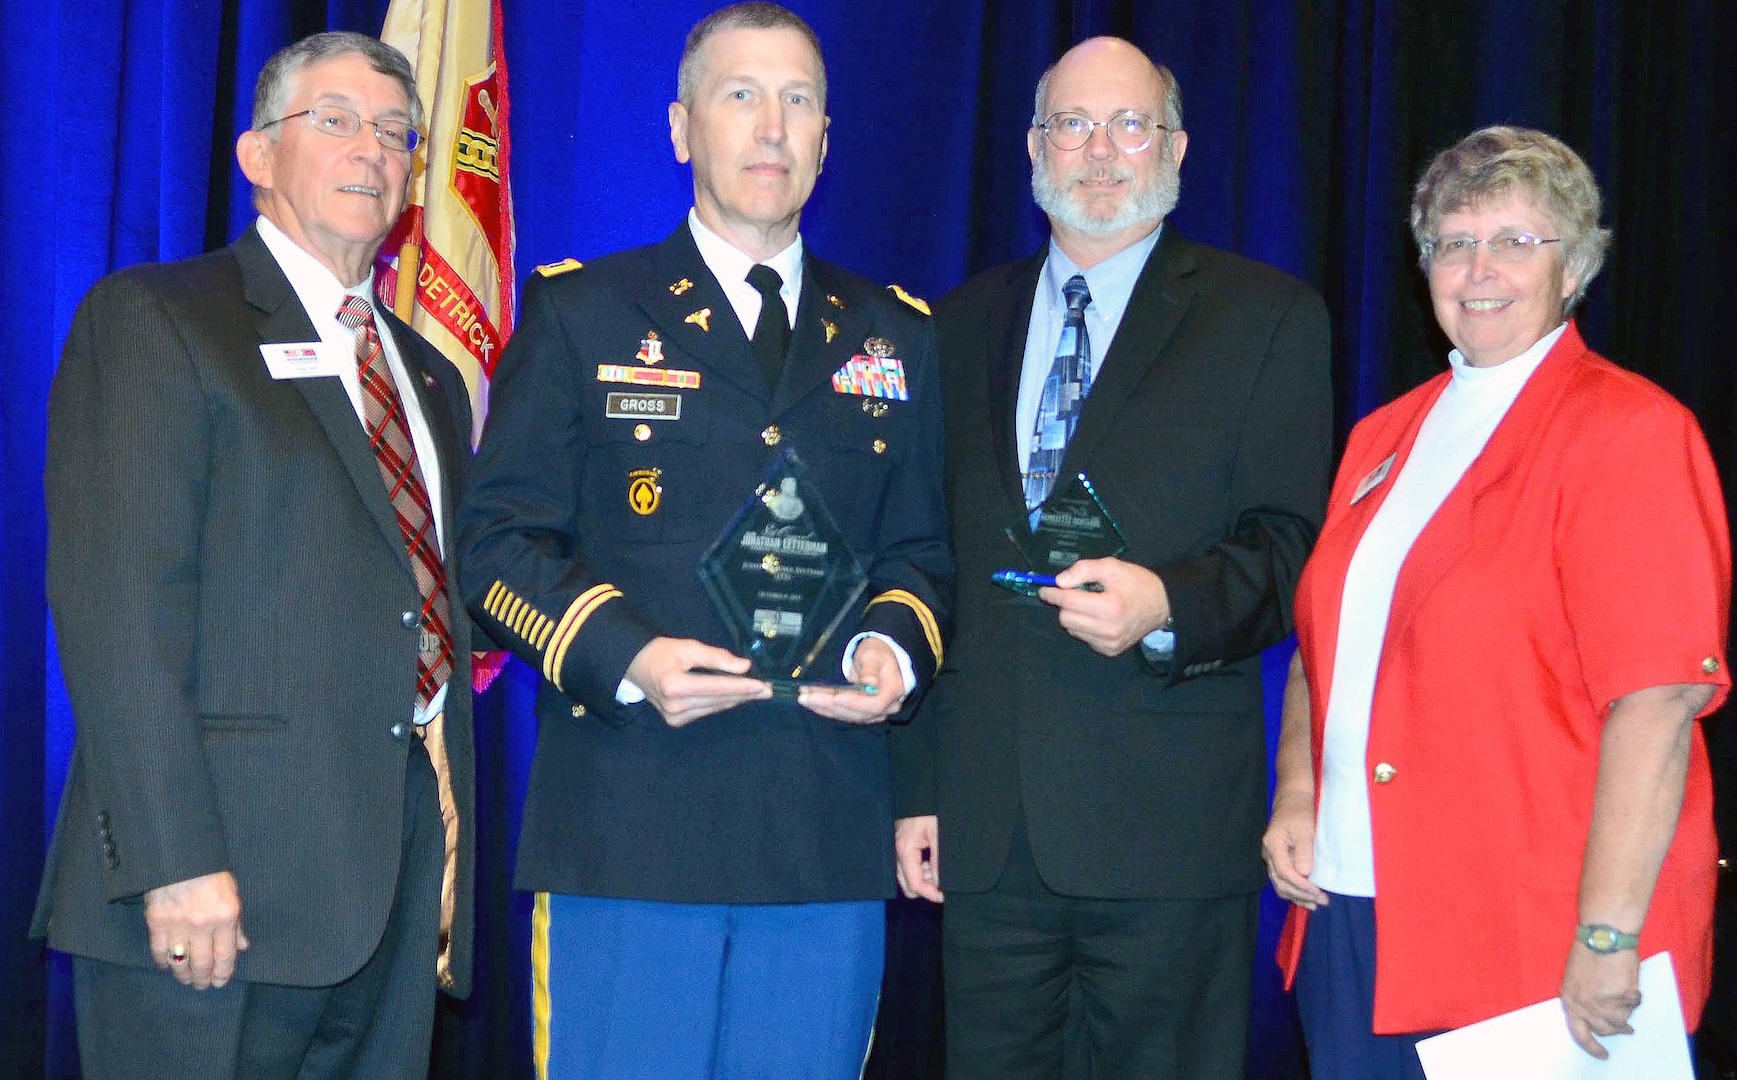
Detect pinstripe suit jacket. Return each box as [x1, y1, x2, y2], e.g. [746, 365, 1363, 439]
[32, 225, 477, 996]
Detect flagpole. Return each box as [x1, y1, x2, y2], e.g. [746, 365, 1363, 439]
[394, 235, 423, 322]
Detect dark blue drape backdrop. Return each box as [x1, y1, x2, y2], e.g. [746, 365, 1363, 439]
[4, 2, 1731, 1077]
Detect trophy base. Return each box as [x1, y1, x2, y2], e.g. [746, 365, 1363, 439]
[689, 670, 867, 700]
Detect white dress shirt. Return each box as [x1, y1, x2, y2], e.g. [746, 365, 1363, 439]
[257, 215, 448, 723]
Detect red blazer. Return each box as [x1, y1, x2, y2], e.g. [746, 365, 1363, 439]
[1277, 323, 1730, 1033]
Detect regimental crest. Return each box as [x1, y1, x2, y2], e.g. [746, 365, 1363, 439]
[636, 331, 664, 364]
[452, 63, 505, 246]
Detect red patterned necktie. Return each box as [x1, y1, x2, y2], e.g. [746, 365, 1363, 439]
[336, 296, 454, 712]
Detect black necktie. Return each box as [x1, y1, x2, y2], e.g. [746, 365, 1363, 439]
[746, 263, 790, 388]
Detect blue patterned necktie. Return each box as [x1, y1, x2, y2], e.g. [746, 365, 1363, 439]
[1024, 274, 1093, 508]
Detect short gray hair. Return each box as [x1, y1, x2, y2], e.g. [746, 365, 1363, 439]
[252, 31, 423, 133]
[676, 3, 826, 108]
[1031, 47, 1184, 133]
[1410, 125, 1611, 313]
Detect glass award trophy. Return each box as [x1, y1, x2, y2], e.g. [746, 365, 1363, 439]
[699, 447, 869, 692]
[993, 472, 1128, 597]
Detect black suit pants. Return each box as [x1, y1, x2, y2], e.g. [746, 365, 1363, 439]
[942, 812, 1256, 1080]
[71, 738, 444, 1080]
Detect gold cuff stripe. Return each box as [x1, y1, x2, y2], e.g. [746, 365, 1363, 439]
[505, 597, 529, 635]
[544, 584, 622, 690]
[865, 590, 943, 669]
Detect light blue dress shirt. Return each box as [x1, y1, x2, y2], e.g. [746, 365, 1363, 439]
[1017, 226, 1174, 656]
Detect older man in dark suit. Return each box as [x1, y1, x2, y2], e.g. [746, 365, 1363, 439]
[890, 37, 1332, 1080]
[33, 31, 475, 1079]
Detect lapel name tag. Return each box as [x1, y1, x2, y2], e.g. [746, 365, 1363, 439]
[1349, 452, 1397, 506]
[597, 364, 701, 389]
[831, 354, 908, 400]
[606, 392, 682, 420]
[261, 341, 349, 380]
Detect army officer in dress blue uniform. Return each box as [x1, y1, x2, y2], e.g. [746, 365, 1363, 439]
[457, 4, 951, 1077]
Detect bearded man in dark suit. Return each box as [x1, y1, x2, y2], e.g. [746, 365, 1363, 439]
[34, 31, 475, 1079]
[891, 36, 1333, 1080]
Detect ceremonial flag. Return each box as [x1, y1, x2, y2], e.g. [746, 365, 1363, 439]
[375, 0, 517, 990]
[378, 0, 516, 439]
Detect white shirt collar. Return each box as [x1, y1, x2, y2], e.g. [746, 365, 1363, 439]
[686, 208, 804, 333]
[255, 215, 377, 324]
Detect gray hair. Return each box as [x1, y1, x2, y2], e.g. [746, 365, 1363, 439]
[676, 3, 826, 108]
[252, 31, 423, 133]
[1410, 125, 1611, 313]
[1031, 46, 1184, 133]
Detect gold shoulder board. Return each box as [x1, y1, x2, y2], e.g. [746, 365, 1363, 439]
[535, 258, 585, 278]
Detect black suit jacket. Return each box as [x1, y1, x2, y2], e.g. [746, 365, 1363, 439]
[33, 226, 477, 995]
[460, 224, 952, 904]
[891, 229, 1331, 898]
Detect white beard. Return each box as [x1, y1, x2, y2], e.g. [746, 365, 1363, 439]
[1032, 141, 1180, 235]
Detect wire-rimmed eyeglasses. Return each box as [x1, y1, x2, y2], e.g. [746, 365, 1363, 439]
[258, 104, 423, 154]
[1035, 110, 1169, 154]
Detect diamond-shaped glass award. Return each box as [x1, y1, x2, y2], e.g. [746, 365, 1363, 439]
[996, 472, 1128, 597]
[699, 447, 869, 691]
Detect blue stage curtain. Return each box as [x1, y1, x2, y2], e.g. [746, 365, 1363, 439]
[3, 2, 1731, 1078]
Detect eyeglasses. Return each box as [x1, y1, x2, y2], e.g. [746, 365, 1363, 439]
[259, 104, 423, 154]
[1036, 111, 1168, 154]
[1426, 231, 1562, 267]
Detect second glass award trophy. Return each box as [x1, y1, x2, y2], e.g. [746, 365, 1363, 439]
[699, 448, 869, 691]
[993, 472, 1128, 597]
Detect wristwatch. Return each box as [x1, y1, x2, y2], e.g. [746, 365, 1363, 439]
[1575, 923, 1640, 954]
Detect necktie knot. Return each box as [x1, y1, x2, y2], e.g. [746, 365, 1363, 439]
[1062, 274, 1091, 318]
[336, 295, 375, 331]
[746, 263, 784, 301]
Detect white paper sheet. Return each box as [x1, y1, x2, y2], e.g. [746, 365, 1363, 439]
[1416, 952, 1691, 1079]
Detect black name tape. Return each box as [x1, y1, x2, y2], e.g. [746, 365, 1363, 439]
[606, 392, 682, 420]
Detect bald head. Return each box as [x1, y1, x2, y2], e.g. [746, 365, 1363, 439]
[1034, 37, 1181, 132]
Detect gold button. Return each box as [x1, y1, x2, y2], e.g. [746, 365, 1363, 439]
[634, 423, 651, 442]
[570, 704, 586, 718]
[761, 425, 781, 446]
[1373, 762, 1396, 784]
[872, 439, 887, 455]
[1703, 656, 1721, 674]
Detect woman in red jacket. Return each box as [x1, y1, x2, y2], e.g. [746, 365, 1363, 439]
[1262, 125, 1729, 1079]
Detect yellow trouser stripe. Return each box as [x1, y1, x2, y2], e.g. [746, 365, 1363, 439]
[531, 891, 551, 1080]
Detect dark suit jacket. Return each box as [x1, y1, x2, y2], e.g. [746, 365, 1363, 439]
[33, 225, 477, 995]
[459, 223, 952, 904]
[891, 229, 1331, 899]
